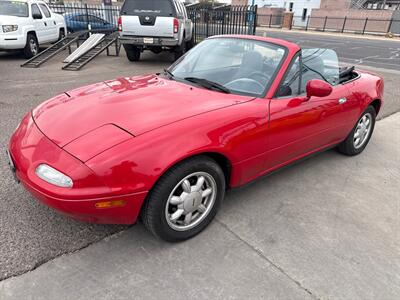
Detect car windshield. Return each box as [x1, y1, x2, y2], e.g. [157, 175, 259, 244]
[121, 0, 174, 17]
[169, 38, 286, 97]
[0, 1, 28, 17]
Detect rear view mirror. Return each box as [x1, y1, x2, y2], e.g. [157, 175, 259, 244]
[306, 79, 332, 98]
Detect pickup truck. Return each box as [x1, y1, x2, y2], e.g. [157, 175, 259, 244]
[0, 0, 66, 58]
[118, 0, 194, 61]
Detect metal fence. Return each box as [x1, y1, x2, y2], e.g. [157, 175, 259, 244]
[49, 4, 120, 33]
[187, 5, 258, 44]
[258, 14, 400, 35]
[47, 4, 258, 42]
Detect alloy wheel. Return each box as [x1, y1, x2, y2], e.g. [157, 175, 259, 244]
[354, 112, 372, 149]
[165, 172, 217, 231]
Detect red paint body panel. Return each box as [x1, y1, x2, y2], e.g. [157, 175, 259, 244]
[8, 36, 384, 224]
[63, 124, 133, 163]
[33, 75, 254, 147]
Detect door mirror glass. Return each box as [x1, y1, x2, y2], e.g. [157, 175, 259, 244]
[306, 79, 332, 98]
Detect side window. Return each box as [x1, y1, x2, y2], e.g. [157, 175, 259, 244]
[276, 55, 301, 97]
[39, 4, 51, 18]
[174, 0, 183, 17]
[88, 16, 103, 23]
[181, 3, 187, 19]
[31, 4, 42, 18]
[301, 48, 339, 90]
[73, 15, 87, 22]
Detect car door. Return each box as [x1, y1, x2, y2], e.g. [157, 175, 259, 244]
[38, 3, 58, 41]
[265, 51, 351, 170]
[30, 4, 46, 43]
[178, 1, 191, 41]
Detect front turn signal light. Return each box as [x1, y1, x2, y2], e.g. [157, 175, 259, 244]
[95, 200, 126, 209]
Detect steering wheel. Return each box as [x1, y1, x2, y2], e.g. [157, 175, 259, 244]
[225, 78, 265, 94]
[247, 71, 270, 85]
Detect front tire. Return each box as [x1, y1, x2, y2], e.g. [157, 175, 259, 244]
[337, 105, 376, 156]
[141, 156, 225, 242]
[124, 44, 141, 62]
[23, 33, 39, 58]
[58, 29, 65, 42]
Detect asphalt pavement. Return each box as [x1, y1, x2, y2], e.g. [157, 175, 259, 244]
[258, 29, 400, 71]
[0, 32, 399, 299]
[1, 112, 399, 299]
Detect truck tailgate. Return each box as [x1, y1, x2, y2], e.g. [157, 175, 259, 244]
[121, 16, 174, 37]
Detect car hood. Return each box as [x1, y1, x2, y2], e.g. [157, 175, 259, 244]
[32, 74, 255, 148]
[0, 15, 24, 25]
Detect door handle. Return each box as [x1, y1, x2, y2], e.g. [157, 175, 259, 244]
[338, 97, 347, 104]
[44, 21, 47, 26]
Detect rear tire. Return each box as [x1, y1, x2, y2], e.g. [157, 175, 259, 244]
[141, 156, 225, 242]
[174, 40, 186, 61]
[186, 34, 195, 50]
[23, 33, 39, 58]
[124, 44, 141, 62]
[337, 106, 376, 156]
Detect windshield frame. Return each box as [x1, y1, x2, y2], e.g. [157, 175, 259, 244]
[0, 0, 29, 17]
[167, 37, 289, 98]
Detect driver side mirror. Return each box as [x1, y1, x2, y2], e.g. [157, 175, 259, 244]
[32, 12, 42, 19]
[306, 79, 332, 99]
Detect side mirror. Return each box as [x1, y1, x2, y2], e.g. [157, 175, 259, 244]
[32, 12, 42, 19]
[306, 79, 332, 98]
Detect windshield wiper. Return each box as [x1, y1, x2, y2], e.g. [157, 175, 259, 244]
[184, 77, 231, 94]
[164, 68, 174, 79]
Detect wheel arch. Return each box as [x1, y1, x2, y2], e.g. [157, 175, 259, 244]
[26, 30, 37, 40]
[138, 151, 232, 221]
[155, 151, 232, 191]
[369, 99, 382, 115]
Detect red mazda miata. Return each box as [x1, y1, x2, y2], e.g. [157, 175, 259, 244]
[8, 35, 383, 241]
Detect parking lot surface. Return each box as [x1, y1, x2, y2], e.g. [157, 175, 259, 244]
[260, 29, 400, 71]
[1, 112, 399, 299]
[0, 32, 399, 299]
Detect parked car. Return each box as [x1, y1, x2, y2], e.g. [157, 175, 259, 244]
[0, 0, 66, 58]
[64, 13, 116, 33]
[8, 36, 383, 242]
[118, 0, 194, 61]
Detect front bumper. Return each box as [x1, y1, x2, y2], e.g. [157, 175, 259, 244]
[8, 113, 147, 224]
[119, 35, 179, 47]
[0, 33, 26, 50]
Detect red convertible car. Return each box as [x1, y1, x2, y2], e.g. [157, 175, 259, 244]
[8, 35, 383, 241]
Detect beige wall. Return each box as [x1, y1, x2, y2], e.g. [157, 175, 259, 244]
[310, 9, 396, 33]
[231, 0, 248, 6]
[319, 0, 351, 9]
[257, 7, 285, 26]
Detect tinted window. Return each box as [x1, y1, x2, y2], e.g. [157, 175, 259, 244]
[121, 0, 175, 17]
[39, 4, 51, 18]
[88, 15, 105, 23]
[72, 15, 87, 22]
[0, 1, 28, 17]
[31, 4, 42, 18]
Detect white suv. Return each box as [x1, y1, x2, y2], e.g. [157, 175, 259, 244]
[0, 0, 66, 58]
[118, 0, 193, 61]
